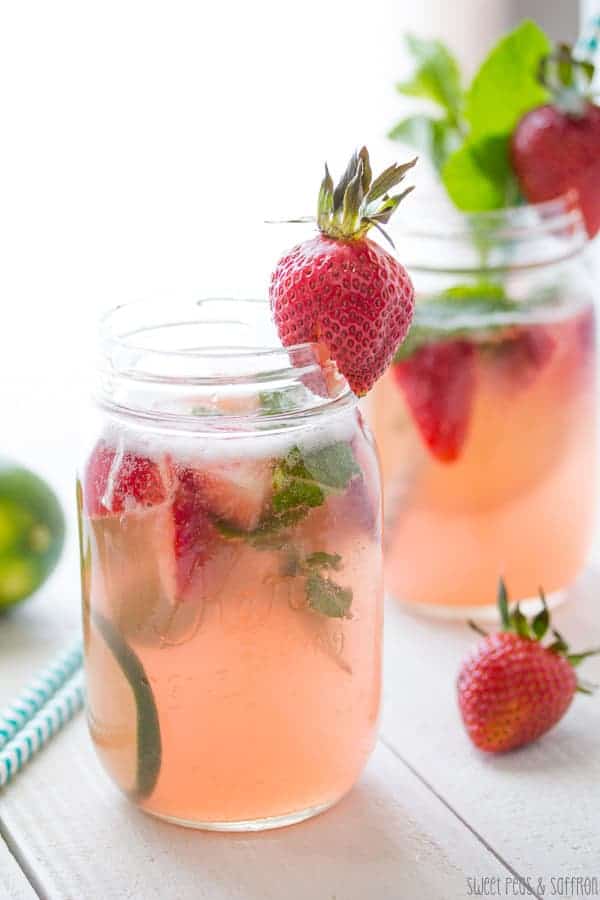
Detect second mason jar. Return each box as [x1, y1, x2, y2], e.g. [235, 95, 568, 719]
[78, 298, 382, 830]
[373, 195, 597, 616]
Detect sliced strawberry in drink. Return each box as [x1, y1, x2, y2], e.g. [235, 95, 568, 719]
[199, 459, 273, 532]
[393, 340, 477, 463]
[170, 457, 272, 595]
[490, 325, 555, 392]
[171, 466, 218, 596]
[83, 441, 169, 517]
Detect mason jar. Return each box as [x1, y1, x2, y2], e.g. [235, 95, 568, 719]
[372, 195, 597, 616]
[77, 298, 382, 830]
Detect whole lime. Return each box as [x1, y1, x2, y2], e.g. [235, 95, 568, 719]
[0, 459, 65, 610]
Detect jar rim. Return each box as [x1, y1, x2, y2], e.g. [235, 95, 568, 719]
[96, 297, 356, 429]
[391, 191, 585, 240]
[389, 192, 588, 275]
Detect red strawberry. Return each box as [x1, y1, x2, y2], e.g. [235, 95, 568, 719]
[171, 466, 218, 595]
[511, 45, 600, 237]
[270, 147, 416, 396]
[393, 339, 476, 463]
[458, 580, 599, 753]
[83, 441, 169, 516]
[170, 458, 273, 595]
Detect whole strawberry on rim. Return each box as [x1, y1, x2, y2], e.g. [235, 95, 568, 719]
[270, 148, 416, 396]
[511, 44, 600, 237]
[458, 579, 599, 753]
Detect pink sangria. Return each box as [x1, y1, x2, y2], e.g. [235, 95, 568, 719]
[78, 299, 382, 830]
[373, 198, 598, 615]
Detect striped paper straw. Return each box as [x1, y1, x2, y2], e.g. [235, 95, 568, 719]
[576, 12, 600, 61]
[0, 668, 85, 788]
[0, 640, 83, 751]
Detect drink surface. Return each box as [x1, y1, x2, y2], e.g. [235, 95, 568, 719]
[79, 407, 382, 825]
[374, 295, 597, 610]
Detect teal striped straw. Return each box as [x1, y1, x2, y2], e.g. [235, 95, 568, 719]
[0, 668, 85, 787]
[0, 640, 83, 751]
[576, 12, 600, 61]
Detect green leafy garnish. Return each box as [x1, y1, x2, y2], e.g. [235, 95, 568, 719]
[390, 20, 552, 210]
[304, 551, 342, 571]
[282, 549, 352, 618]
[463, 21, 551, 142]
[214, 442, 359, 618]
[259, 388, 307, 416]
[267, 441, 360, 529]
[306, 572, 352, 619]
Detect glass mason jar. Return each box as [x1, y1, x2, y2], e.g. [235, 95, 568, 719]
[372, 195, 597, 616]
[77, 298, 382, 830]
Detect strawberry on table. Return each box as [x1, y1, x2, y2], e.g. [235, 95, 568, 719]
[511, 44, 600, 237]
[270, 147, 416, 396]
[458, 580, 599, 753]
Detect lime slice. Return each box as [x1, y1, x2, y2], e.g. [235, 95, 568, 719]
[0, 460, 65, 609]
[91, 612, 162, 799]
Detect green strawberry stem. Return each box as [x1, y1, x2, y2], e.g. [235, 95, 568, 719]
[538, 43, 596, 117]
[316, 147, 416, 245]
[469, 578, 600, 693]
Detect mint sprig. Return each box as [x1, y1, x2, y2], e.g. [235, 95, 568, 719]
[306, 572, 352, 619]
[390, 20, 552, 211]
[285, 549, 352, 618]
[214, 442, 359, 618]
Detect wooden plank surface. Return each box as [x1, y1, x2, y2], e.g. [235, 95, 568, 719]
[0, 562, 518, 900]
[0, 719, 511, 900]
[0, 838, 38, 900]
[381, 566, 600, 886]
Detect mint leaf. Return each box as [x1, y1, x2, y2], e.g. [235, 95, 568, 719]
[442, 135, 516, 211]
[216, 441, 360, 543]
[388, 114, 460, 170]
[397, 35, 462, 122]
[464, 20, 550, 141]
[305, 551, 342, 571]
[301, 442, 360, 491]
[259, 388, 304, 416]
[306, 572, 352, 619]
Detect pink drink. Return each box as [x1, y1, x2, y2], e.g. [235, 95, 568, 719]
[374, 301, 597, 613]
[78, 299, 383, 830]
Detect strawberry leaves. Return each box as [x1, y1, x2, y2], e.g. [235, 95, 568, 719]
[316, 147, 416, 241]
[470, 579, 600, 693]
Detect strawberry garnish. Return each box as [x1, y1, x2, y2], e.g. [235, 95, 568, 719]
[270, 148, 416, 396]
[83, 441, 169, 516]
[393, 339, 476, 463]
[458, 580, 599, 753]
[511, 45, 600, 237]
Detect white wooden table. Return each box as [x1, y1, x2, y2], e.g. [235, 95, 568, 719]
[1, 524, 600, 900]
